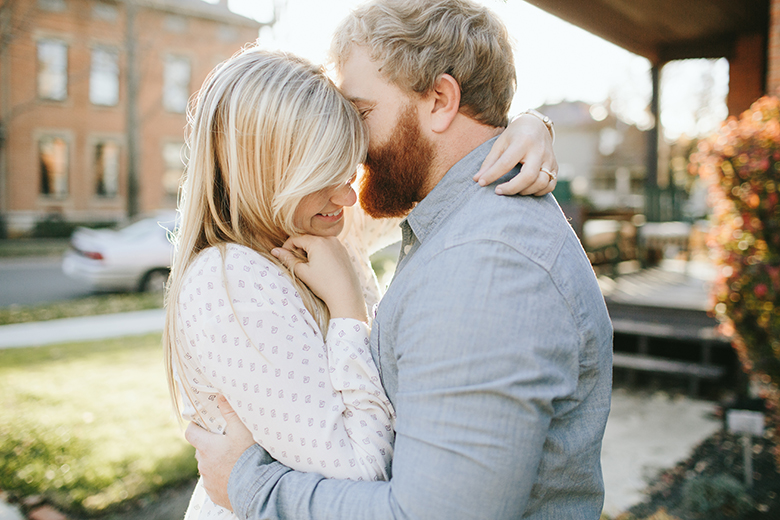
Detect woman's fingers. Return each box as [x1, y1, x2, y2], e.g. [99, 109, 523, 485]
[280, 235, 312, 256]
[474, 135, 511, 185]
[271, 246, 307, 282]
[475, 112, 560, 196]
[517, 172, 557, 196]
[474, 136, 558, 196]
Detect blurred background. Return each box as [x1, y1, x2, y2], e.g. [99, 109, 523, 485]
[0, 0, 756, 237]
[1, 1, 778, 519]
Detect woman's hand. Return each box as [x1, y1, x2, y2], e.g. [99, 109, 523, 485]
[272, 235, 368, 323]
[473, 113, 559, 196]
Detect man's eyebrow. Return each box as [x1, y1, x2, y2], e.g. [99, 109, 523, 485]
[348, 96, 372, 105]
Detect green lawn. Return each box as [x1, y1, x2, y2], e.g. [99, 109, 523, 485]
[0, 292, 163, 326]
[0, 238, 70, 258]
[0, 333, 197, 517]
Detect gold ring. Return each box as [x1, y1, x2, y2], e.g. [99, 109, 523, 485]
[540, 167, 557, 182]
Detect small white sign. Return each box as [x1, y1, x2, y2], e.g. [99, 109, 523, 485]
[727, 409, 765, 436]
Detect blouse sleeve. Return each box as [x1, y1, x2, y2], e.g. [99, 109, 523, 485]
[176, 245, 394, 481]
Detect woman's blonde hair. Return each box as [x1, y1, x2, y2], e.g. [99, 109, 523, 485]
[163, 45, 368, 419]
[330, 0, 515, 128]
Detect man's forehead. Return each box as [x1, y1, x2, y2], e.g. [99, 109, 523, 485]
[336, 45, 380, 89]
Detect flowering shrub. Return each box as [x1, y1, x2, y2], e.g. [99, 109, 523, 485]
[692, 95, 780, 454]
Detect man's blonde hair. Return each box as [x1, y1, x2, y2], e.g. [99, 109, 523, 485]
[330, 0, 515, 127]
[163, 45, 367, 420]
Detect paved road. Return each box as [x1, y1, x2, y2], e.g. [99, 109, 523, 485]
[0, 256, 94, 307]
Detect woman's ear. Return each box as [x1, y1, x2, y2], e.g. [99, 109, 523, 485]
[428, 73, 461, 133]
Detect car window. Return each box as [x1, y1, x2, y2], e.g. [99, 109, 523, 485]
[118, 216, 176, 241]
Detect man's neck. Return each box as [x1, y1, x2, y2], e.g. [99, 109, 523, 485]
[420, 119, 503, 199]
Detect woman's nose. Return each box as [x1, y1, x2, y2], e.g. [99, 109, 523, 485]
[332, 184, 357, 207]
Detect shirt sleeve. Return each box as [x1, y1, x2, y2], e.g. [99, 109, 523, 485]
[227, 240, 587, 520]
[176, 245, 395, 482]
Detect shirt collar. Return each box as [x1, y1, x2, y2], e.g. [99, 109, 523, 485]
[404, 137, 499, 244]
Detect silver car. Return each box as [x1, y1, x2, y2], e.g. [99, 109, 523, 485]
[62, 211, 177, 292]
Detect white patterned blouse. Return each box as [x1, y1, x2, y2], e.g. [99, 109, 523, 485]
[175, 206, 401, 520]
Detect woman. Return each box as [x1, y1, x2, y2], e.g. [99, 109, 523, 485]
[164, 44, 555, 519]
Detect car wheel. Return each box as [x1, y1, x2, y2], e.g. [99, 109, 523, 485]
[140, 268, 170, 293]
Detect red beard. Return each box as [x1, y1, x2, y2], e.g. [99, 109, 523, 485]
[359, 105, 435, 219]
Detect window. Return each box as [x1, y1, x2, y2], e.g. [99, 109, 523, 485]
[39, 136, 69, 197]
[91, 2, 118, 21]
[37, 0, 66, 12]
[163, 56, 190, 113]
[164, 15, 188, 33]
[95, 140, 120, 197]
[162, 143, 185, 198]
[37, 40, 68, 101]
[217, 25, 239, 42]
[90, 47, 119, 106]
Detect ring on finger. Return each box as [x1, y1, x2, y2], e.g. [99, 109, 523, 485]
[540, 167, 557, 182]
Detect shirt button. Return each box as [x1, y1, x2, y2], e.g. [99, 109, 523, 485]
[403, 244, 412, 254]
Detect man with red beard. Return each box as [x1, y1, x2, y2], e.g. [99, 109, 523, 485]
[186, 1, 613, 519]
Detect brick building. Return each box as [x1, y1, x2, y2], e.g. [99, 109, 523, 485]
[0, 0, 263, 236]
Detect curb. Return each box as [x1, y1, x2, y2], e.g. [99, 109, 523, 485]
[0, 309, 165, 349]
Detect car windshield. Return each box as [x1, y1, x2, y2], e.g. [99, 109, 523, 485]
[118, 216, 176, 241]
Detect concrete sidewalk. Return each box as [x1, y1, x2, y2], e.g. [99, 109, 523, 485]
[0, 311, 722, 519]
[0, 309, 164, 349]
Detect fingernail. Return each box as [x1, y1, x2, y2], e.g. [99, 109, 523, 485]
[271, 248, 281, 257]
[495, 187, 503, 195]
[478, 178, 487, 186]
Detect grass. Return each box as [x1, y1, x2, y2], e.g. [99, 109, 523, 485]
[0, 292, 164, 326]
[0, 333, 197, 517]
[0, 238, 71, 258]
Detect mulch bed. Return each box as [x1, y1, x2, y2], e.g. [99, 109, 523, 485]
[624, 423, 780, 519]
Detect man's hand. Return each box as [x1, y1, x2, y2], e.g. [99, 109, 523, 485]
[473, 113, 558, 196]
[184, 395, 255, 511]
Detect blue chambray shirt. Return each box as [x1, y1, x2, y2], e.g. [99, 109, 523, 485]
[229, 137, 614, 520]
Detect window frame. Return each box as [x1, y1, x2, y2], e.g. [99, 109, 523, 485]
[161, 141, 185, 200]
[89, 45, 120, 107]
[37, 132, 72, 198]
[93, 137, 123, 198]
[162, 54, 191, 114]
[36, 39, 69, 102]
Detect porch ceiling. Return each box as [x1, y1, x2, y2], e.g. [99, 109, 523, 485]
[524, 0, 769, 64]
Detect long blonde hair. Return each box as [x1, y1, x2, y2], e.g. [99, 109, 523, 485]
[163, 45, 368, 419]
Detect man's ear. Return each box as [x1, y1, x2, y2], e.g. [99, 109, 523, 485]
[428, 73, 461, 133]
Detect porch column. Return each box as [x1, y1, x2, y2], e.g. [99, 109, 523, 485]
[769, 0, 780, 95]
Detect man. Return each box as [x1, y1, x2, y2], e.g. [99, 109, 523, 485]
[186, 1, 613, 518]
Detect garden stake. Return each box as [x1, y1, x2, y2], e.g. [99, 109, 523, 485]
[742, 434, 752, 488]
[726, 408, 764, 488]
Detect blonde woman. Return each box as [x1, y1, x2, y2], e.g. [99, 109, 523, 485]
[165, 44, 555, 520]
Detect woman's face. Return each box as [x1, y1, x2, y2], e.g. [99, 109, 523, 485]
[293, 174, 358, 237]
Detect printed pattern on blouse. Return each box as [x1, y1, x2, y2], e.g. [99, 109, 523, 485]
[176, 244, 395, 520]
